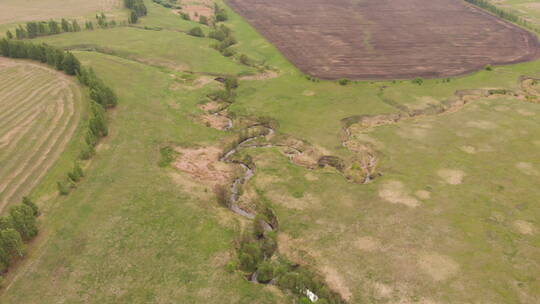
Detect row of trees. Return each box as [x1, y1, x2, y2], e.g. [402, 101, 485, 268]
[151, 0, 180, 9]
[466, 0, 540, 33]
[6, 14, 126, 40]
[0, 198, 40, 274]
[0, 39, 80, 75]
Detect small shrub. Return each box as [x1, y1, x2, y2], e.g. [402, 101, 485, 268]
[188, 26, 204, 37]
[338, 78, 350, 86]
[412, 77, 424, 85]
[485, 64, 493, 71]
[57, 181, 70, 195]
[180, 12, 190, 21]
[68, 162, 84, 182]
[225, 260, 237, 273]
[221, 48, 235, 57]
[239, 54, 251, 66]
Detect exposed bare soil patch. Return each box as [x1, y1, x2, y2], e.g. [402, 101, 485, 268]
[354, 236, 381, 252]
[227, 0, 540, 80]
[437, 169, 465, 185]
[513, 220, 536, 235]
[460, 145, 477, 154]
[239, 70, 279, 81]
[378, 181, 420, 207]
[515, 162, 539, 176]
[174, 5, 213, 20]
[418, 252, 459, 282]
[415, 190, 431, 200]
[321, 265, 353, 301]
[199, 114, 231, 130]
[173, 146, 236, 185]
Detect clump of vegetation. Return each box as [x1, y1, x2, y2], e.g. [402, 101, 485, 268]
[306, 75, 320, 82]
[214, 4, 228, 22]
[188, 26, 204, 37]
[412, 77, 424, 85]
[214, 185, 231, 208]
[318, 155, 346, 171]
[124, 0, 147, 23]
[338, 78, 350, 86]
[158, 146, 177, 167]
[68, 162, 84, 182]
[485, 64, 493, 71]
[0, 198, 40, 280]
[199, 15, 208, 25]
[152, 0, 179, 9]
[180, 12, 190, 21]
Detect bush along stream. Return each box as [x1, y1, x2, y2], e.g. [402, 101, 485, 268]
[205, 81, 346, 304]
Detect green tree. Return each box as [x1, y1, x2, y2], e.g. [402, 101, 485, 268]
[129, 11, 139, 24]
[61, 18, 71, 32]
[9, 204, 38, 241]
[224, 76, 238, 93]
[15, 26, 27, 39]
[62, 52, 81, 75]
[25, 22, 38, 38]
[57, 181, 70, 195]
[68, 162, 84, 182]
[5, 30, 13, 39]
[85, 21, 94, 30]
[22, 197, 39, 217]
[48, 20, 60, 34]
[72, 20, 81, 32]
[0, 228, 25, 259]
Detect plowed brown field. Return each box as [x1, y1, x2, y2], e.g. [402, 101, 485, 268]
[227, 0, 540, 80]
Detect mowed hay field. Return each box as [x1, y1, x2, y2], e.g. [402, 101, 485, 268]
[1, 0, 540, 303]
[0, 0, 121, 24]
[0, 58, 83, 211]
[227, 0, 540, 80]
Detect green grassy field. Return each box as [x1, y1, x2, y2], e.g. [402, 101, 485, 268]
[1, 0, 539, 303]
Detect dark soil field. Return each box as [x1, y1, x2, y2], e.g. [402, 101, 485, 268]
[227, 0, 540, 80]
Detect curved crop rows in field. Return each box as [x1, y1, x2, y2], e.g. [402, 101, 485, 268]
[0, 58, 82, 211]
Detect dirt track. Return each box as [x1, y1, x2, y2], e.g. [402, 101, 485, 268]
[227, 0, 540, 80]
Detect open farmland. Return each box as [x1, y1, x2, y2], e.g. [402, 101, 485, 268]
[0, 0, 121, 25]
[0, 58, 82, 211]
[227, 0, 540, 80]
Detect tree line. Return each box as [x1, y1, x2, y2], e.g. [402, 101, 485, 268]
[124, 0, 148, 24]
[0, 197, 40, 282]
[0, 38, 117, 195]
[466, 0, 540, 33]
[152, 0, 180, 9]
[6, 14, 127, 40]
